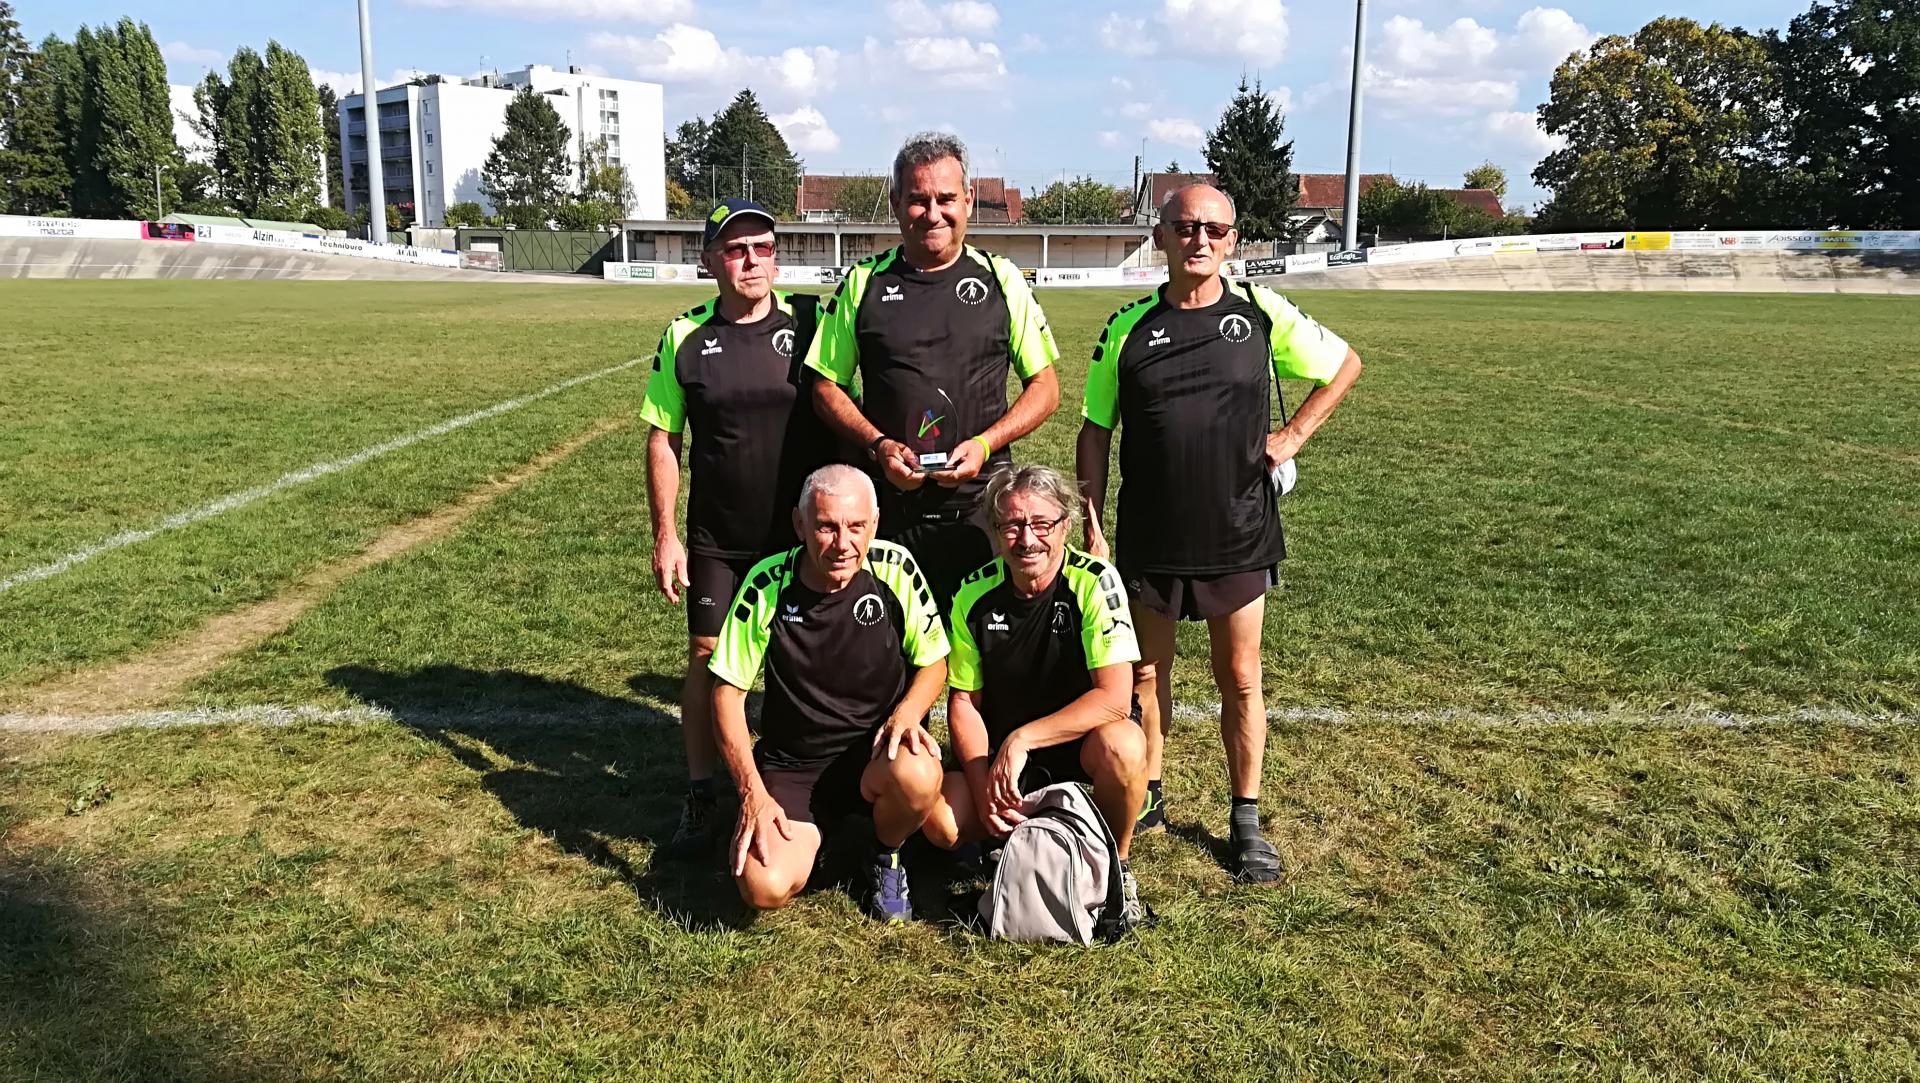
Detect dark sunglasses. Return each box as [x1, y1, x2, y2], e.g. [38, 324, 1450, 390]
[1170, 220, 1234, 240]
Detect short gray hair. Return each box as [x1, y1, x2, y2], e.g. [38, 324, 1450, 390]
[892, 131, 969, 198]
[981, 464, 1080, 536]
[798, 463, 877, 515]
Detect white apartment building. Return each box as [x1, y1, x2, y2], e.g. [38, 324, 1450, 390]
[339, 64, 665, 227]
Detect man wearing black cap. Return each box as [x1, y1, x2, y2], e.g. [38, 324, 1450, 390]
[643, 199, 841, 856]
[804, 131, 1061, 612]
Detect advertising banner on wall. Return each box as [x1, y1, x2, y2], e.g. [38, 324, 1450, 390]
[1242, 257, 1288, 276]
[140, 221, 196, 242]
[1624, 232, 1673, 251]
[0, 215, 143, 240]
[1285, 252, 1329, 273]
[1326, 249, 1370, 267]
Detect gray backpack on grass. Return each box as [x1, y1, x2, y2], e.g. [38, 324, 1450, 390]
[978, 782, 1127, 945]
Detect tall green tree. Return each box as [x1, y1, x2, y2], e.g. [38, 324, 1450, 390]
[1201, 77, 1298, 240]
[1025, 175, 1128, 224]
[1533, 18, 1774, 230]
[256, 41, 324, 218]
[664, 117, 707, 195]
[71, 19, 180, 218]
[1462, 162, 1508, 203]
[480, 85, 571, 228]
[699, 90, 800, 216]
[665, 176, 691, 218]
[195, 47, 265, 212]
[1772, 0, 1920, 228]
[1, 45, 71, 213]
[556, 136, 631, 230]
[317, 82, 343, 209]
[830, 174, 887, 221]
[1360, 178, 1518, 239]
[0, 1, 25, 125]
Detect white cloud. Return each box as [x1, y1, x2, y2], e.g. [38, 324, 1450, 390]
[403, 0, 693, 20]
[1110, 76, 1133, 93]
[1100, 0, 1290, 64]
[887, 0, 1000, 36]
[1119, 101, 1153, 120]
[1098, 130, 1126, 148]
[1147, 117, 1204, 149]
[1012, 33, 1046, 53]
[1363, 7, 1592, 124]
[310, 69, 364, 95]
[592, 25, 838, 102]
[772, 106, 841, 153]
[161, 41, 224, 69]
[863, 35, 1007, 88]
[1484, 110, 1565, 155]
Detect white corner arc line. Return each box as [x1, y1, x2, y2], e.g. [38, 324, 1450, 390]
[0, 356, 650, 596]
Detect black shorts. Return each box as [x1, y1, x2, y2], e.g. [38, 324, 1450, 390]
[756, 740, 874, 826]
[882, 516, 993, 616]
[994, 699, 1142, 793]
[687, 552, 759, 638]
[1127, 566, 1278, 622]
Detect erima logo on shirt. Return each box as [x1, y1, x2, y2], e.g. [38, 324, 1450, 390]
[853, 593, 884, 627]
[1219, 314, 1254, 344]
[780, 603, 804, 624]
[1147, 327, 1170, 347]
[772, 328, 795, 357]
[882, 284, 904, 302]
[955, 277, 989, 305]
[987, 611, 1009, 631]
[701, 337, 724, 355]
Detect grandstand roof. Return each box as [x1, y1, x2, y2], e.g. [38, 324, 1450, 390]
[795, 174, 1023, 223]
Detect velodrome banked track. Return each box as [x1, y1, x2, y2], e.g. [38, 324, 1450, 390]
[0, 235, 585, 283]
[1267, 249, 1920, 295]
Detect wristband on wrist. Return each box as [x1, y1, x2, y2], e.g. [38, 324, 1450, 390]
[970, 434, 993, 457]
[866, 433, 890, 461]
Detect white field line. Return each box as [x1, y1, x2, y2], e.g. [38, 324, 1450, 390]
[0, 356, 648, 596]
[1, 701, 1910, 735]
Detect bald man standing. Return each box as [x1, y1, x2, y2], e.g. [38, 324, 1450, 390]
[1074, 184, 1363, 883]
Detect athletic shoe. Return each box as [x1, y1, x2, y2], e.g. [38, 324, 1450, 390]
[664, 792, 715, 859]
[1135, 788, 1166, 832]
[866, 847, 912, 923]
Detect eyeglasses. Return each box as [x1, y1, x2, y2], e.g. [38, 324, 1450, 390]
[716, 240, 776, 261]
[998, 514, 1069, 540]
[1169, 220, 1234, 241]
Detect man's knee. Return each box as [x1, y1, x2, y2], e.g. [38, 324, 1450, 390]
[922, 773, 971, 850]
[872, 751, 943, 804]
[1084, 719, 1147, 781]
[689, 636, 718, 665]
[736, 869, 803, 911]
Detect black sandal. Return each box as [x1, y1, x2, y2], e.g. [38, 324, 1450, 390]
[1232, 833, 1283, 884]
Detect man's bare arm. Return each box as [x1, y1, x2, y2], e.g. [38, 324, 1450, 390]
[713, 681, 765, 800]
[1075, 420, 1116, 553]
[1268, 349, 1363, 467]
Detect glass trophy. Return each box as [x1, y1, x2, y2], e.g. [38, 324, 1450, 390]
[908, 388, 959, 473]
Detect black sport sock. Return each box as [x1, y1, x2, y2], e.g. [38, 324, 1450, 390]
[688, 778, 716, 804]
[1229, 797, 1260, 840]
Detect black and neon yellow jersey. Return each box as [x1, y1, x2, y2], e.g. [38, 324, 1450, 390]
[1082, 279, 1350, 577]
[947, 548, 1140, 751]
[640, 291, 838, 559]
[708, 539, 950, 769]
[804, 244, 1059, 518]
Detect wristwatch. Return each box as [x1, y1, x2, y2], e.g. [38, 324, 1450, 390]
[866, 434, 891, 462]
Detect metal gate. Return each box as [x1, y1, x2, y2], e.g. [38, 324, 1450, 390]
[456, 228, 616, 275]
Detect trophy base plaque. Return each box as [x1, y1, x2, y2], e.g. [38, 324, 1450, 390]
[915, 451, 951, 472]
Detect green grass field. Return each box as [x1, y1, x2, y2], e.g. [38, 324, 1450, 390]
[2, 280, 1917, 1080]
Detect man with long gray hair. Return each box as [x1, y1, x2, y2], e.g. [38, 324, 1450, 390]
[805, 131, 1061, 611]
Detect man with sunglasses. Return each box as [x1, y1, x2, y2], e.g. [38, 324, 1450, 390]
[1075, 184, 1363, 884]
[643, 198, 841, 858]
[920, 465, 1149, 926]
[806, 132, 1061, 612]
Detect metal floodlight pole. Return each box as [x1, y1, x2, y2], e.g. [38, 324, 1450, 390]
[358, 0, 388, 244]
[1341, 0, 1368, 252]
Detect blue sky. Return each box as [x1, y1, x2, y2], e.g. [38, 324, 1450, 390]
[16, 0, 1811, 210]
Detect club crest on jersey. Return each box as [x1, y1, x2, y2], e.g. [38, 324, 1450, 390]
[987, 611, 1010, 631]
[1218, 313, 1253, 344]
[882, 284, 904, 302]
[1147, 327, 1170, 347]
[771, 328, 795, 357]
[853, 593, 885, 626]
[701, 337, 724, 355]
[1052, 601, 1073, 633]
[955, 277, 989, 305]
[781, 603, 804, 624]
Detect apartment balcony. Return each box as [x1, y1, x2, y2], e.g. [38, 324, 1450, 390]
[378, 114, 410, 131]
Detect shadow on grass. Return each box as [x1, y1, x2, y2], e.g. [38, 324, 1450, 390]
[0, 867, 276, 1083]
[324, 664, 750, 931]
